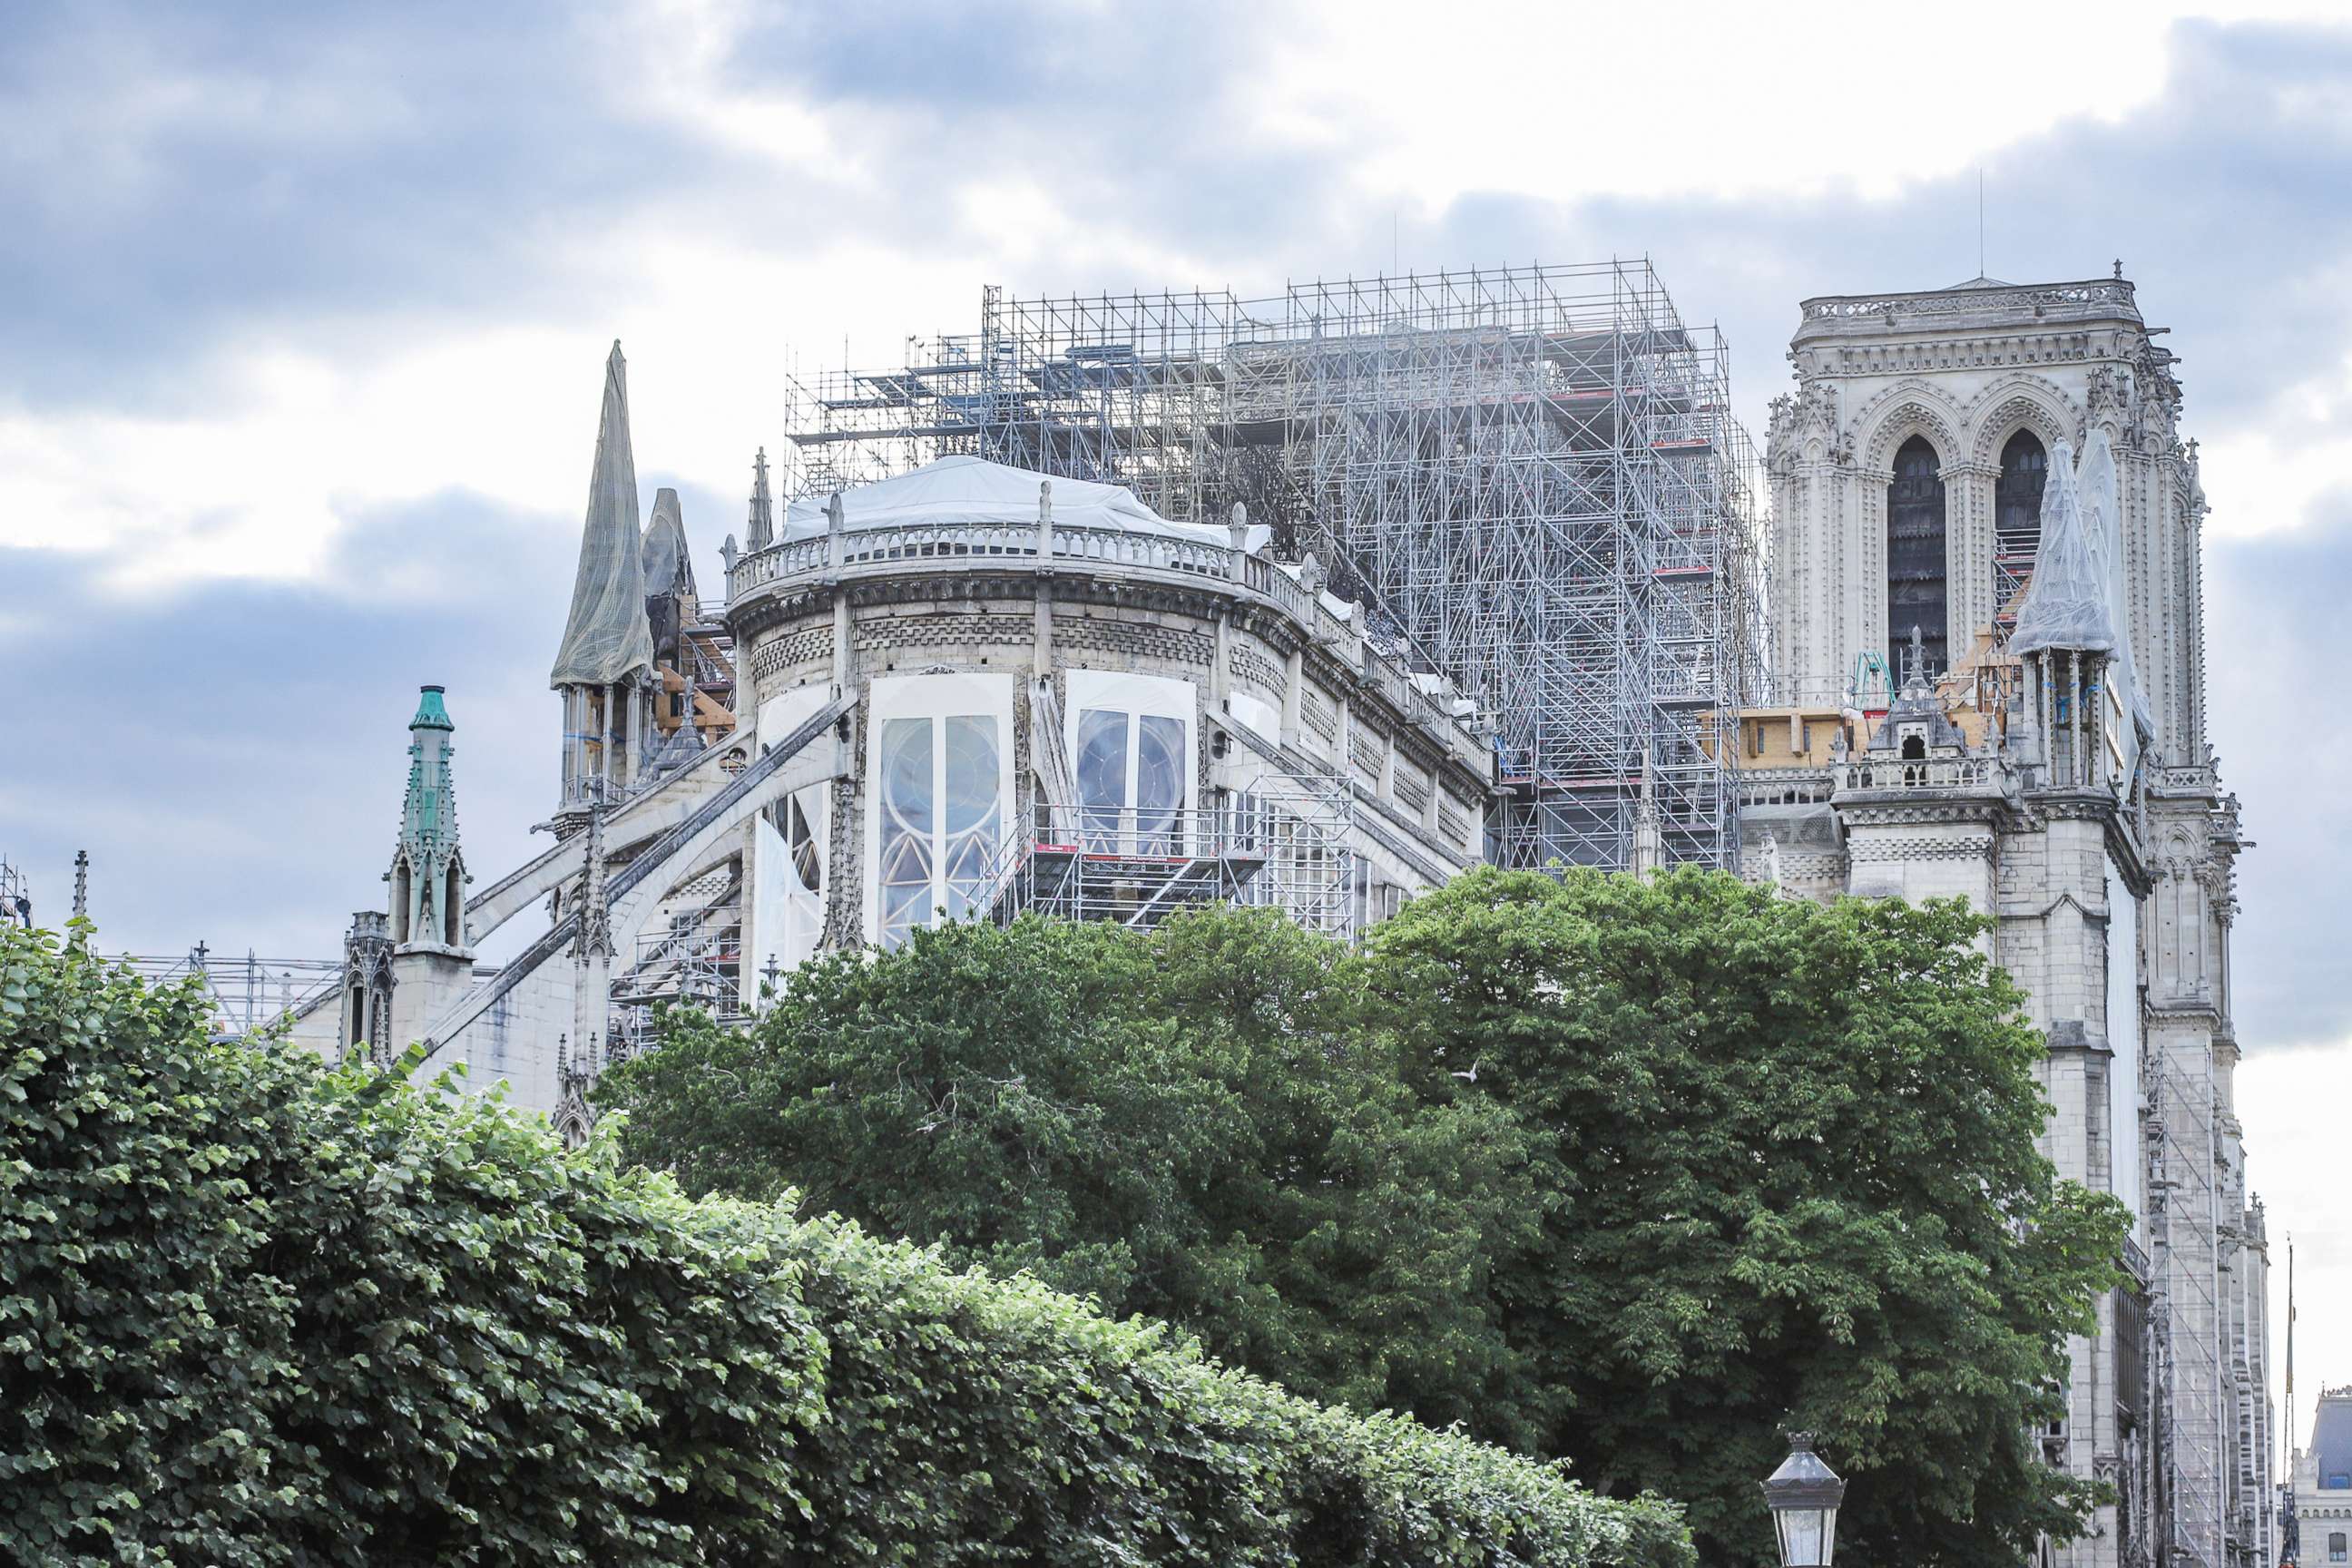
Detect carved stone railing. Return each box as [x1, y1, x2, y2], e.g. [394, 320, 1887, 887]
[1740, 769, 1837, 808]
[726, 534, 828, 593]
[1802, 279, 2136, 323]
[727, 519, 1480, 760]
[2152, 764, 2219, 796]
[1837, 756, 2003, 793]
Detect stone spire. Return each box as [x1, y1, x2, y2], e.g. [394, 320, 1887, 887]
[745, 446, 775, 553]
[554, 341, 658, 813]
[389, 685, 469, 950]
[551, 341, 656, 691]
[70, 850, 87, 921]
[641, 486, 696, 604]
[568, 780, 616, 1078]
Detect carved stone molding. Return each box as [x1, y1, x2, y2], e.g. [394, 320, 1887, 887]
[1846, 830, 1997, 863]
[1853, 380, 1968, 473]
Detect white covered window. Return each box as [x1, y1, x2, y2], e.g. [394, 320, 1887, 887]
[1065, 671, 1196, 855]
[867, 674, 1013, 948]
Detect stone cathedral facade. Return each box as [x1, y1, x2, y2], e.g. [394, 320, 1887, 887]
[1743, 274, 2271, 1568]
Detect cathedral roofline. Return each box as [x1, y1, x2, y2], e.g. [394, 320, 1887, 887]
[1792, 276, 2145, 346]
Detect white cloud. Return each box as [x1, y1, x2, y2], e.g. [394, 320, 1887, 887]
[2239, 1039, 2352, 1450]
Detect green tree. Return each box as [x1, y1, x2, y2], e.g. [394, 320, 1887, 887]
[0, 916, 1689, 1567]
[1366, 866, 2128, 1568]
[602, 906, 1548, 1441]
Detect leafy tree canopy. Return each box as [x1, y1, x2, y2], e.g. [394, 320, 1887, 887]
[612, 876, 2127, 1568]
[3, 916, 1678, 1566]
[603, 908, 1548, 1443]
[1366, 867, 2127, 1566]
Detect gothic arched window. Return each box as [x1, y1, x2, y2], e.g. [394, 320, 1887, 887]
[1886, 436, 1948, 677]
[1994, 429, 2049, 623]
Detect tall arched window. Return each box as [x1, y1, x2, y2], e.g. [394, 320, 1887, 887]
[1886, 436, 1948, 677]
[1994, 429, 2049, 623]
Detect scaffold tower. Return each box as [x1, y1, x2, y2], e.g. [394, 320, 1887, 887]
[781, 260, 1765, 872]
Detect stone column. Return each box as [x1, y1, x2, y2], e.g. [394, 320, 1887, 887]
[1279, 647, 1304, 750]
[1942, 460, 2001, 654]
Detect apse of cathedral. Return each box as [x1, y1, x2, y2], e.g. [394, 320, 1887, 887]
[282, 270, 2273, 1568]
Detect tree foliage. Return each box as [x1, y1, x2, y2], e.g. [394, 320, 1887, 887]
[603, 909, 1547, 1444]
[0, 917, 1682, 1567]
[1367, 867, 2128, 1567]
[612, 877, 2128, 1568]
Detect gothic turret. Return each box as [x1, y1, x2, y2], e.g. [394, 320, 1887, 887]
[553, 340, 658, 814]
[389, 685, 469, 948]
[745, 446, 774, 553]
[342, 685, 478, 1061]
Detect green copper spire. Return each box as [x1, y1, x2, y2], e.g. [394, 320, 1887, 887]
[389, 683, 469, 949]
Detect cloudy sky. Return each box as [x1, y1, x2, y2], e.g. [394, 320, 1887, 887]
[3, 0, 2346, 1445]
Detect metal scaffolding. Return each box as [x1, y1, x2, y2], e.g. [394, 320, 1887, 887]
[981, 788, 1363, 938]
[116, 946, 344, 1040]
[782, 260, 1765, 871]
[2147, 1030, 2233, 1568]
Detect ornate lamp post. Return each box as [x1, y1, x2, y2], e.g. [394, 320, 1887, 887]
[1761, 1433, 1846, 1568]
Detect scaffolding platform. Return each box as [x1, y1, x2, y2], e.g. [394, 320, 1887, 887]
[984, 793, 1357, 934]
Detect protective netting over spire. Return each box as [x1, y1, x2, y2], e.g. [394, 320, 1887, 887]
[2014, 431, 2154, 782]
[2012, 437, 2118, 658]
[641, 486, 694, 602]
[551, 341, 656, 689]
[2077, 429, 2156, 743]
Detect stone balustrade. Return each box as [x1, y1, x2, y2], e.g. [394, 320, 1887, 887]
[1739, 769, 1838, 808]
[1837, 756, 2004, 793]
[1802, 279, 2137, 323]
[727, 514, 1483, 760]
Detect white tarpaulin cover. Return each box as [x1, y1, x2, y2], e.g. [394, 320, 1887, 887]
[2011, 437, 2116, 660]
[2078, 430, 2156, 745]
[2013, 432, 2154, 779]
[551, 342, 656, 689]
[780, 454, 1272, 553]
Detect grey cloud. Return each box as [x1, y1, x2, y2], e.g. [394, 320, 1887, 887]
[0, 0, 1344, 416]
[1, 3, 730, 412]
[0, 490, 575, 960]
[2206, 503, 2352, 1051]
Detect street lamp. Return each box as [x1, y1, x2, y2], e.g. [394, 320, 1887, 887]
[1761, 1432, 1845, 1568]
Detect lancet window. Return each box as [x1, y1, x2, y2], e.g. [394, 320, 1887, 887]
[1886, 436, 1948, 676]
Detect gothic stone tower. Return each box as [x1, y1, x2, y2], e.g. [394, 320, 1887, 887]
[336, 685, 476, 1061]
[1753, 275, 2266, 1568]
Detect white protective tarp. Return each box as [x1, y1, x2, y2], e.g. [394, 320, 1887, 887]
[551, 342, 657, 689]
[780, 454, 1272, 553]
[2013, 432, 2154, 781]
[2011, 437, 2117, 659]
[2078, 430, 2156, 748]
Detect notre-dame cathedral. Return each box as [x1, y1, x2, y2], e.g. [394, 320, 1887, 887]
[264, 263, 2270, 1568]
